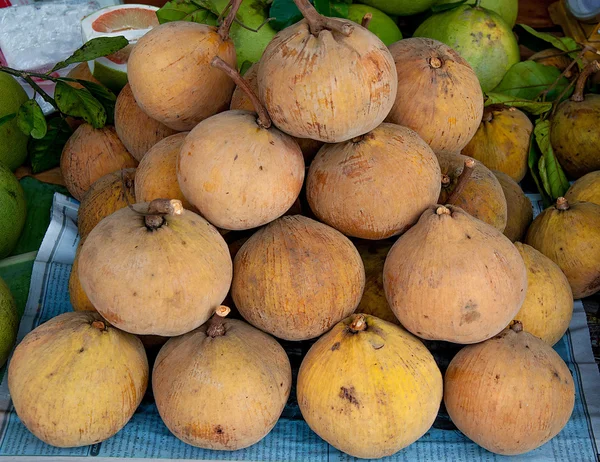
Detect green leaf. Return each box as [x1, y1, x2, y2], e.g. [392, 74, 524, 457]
[527, 130, 552, 207]
[156, 0, 217, 25]
[239, 60, 254, 76]
[74, 79, 117, 125]
[54, 81, 107, 129]
[28, 117, 73, 174]
[516, 24, 579, 53]
[0, 113, 16, 128]
[485, 92, 552, 115]
[51, 36, 129, 73]
[16, 100, 47, 139]
[314, 0, 330, 16]
[534, 119, 570, 201]
[492, 61, 572, 102]
[329, 2, 349, 18]
[269, 0, 303, 30]
[431, 0, 467, 13]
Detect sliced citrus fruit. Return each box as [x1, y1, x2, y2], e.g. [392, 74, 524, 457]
[81, 4, 159, 94]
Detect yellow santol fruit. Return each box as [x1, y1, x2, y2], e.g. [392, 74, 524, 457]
[77, 168, 136, 241]
[493, 170, 533, 242]
[564, 170, 600, 206]
[444, 322, 575, 455]
[69, 242, 95, 313]
[353, 238, 399, 324]
[297, 313, 442, 458]
[511, 243, 573, 345]
[525, 197, 600, 299]
[153, 307, 291, 450]
[8, 311, 148, 447]
[462, 105, 533, 182]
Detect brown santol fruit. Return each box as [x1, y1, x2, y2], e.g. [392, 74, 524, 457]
[60, 124, 138, 201]
[134, 132, 194, 210]
[462, 105, 533, 182]
[77, 168, 136, 241]
[353, 239, 398, 324]
[297, 314, 442, 458]
[69, 242, 95, 313]
[511, 243, 573, 345]
[438, 154, 507, 231]
[153, 306, 291, 450]
[550, 61, 600, 179]
[114, 84, 178, 161]
[257, 0, 397, 143]
[564, 170, 600, 206]
[230, 62, 323, 163]
[232, 215, 365, 341]
[493, 170, 533, 242]
[8, 311, 148, 448]
[525, 197, 600, 299]
[383, 204, 527, 344]
[177, 58, 305, 231]
[126, 1, 242, 131]
[78, 199, 233, 336]
[444, 322, 575, 455]
[385, 38, 483, 156]
[306, 123, 441, 239]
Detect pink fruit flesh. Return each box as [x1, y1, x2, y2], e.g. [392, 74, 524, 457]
[92, 9, 159, 33]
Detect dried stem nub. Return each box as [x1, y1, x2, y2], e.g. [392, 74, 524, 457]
[92, 320, 106, 330]
[446, 158, 476, 205]
[361, 13, 372, 29]
[207, 306, 231, 338]
[144, 199, 183, 230]
[510, 321, 523, 333]
[293, 0, 352, 36]
[556, 197, 570, 211]
[349, 314, 367, 333]
[571, 60, 600, 102]
[212, 57, 271, 129]
[436, 206, 451, 216]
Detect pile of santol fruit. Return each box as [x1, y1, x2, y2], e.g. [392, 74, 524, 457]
[7, 0, 600, 459]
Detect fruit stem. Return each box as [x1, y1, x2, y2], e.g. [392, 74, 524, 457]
[441, 174, 451, 187]
[349, 314, 367, 333]
[145, 199, 183, 230]
[429, 57, 442, 69]
[92, 320, 106, 330]
[446, 158, 476, 205]
[556, 197, 570, 211]
[482, 106, 496, 123]
[217, 0, 243, 41]
[361, 13, 372, 29]
[436, 206, 451, 216]
[571, 60, 600, 102]
[207, 306, 231, 338]
[293, 0, 352, 36]
[510, 321, 523, 333]
[211, 57, 272, 129]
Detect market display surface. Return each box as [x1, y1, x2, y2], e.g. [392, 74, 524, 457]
[0, 0, 599, 460]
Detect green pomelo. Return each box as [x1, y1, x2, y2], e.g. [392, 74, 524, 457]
[0, 164, 27, 259]
[213, 0, 277, 67]
[356, 0, 436, 16]
[347, 4, 403, 46]
[0, 73, 29, 171]
[0, 277, 18, 369]
[91, 61, 129, 94]
[434, 0, 518, 27]
[414, 5, 520, 92]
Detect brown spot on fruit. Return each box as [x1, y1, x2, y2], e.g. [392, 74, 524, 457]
[339, 386, 360, 407]
[331, 342, 341, 351]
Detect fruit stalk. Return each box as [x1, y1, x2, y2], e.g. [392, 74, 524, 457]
[446, 158, 476, 205]
[571, 60, 600, 103]
[556, 197, 570, 211]
[361, 13, 372, 29]
[207, 305, 231, 337]
[349, 314, 367, 333]
[510, 321, 523, 333]
[92, 320, 106, 330]
[211, 57, 272, 129]
[145, 199, 183, 230]
[217, 0, 244, 41]
[293, 0, 352, 36]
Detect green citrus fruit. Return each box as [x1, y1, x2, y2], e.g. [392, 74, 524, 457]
[0, 164, 26, 259]
[347, 4, 403, 46]
[0, 73, 29, 171]
[414, 5, 520, 92]
[356, 0, 436, 16]
[0, 277, 18, 368]
[434, 0, 518, 27]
